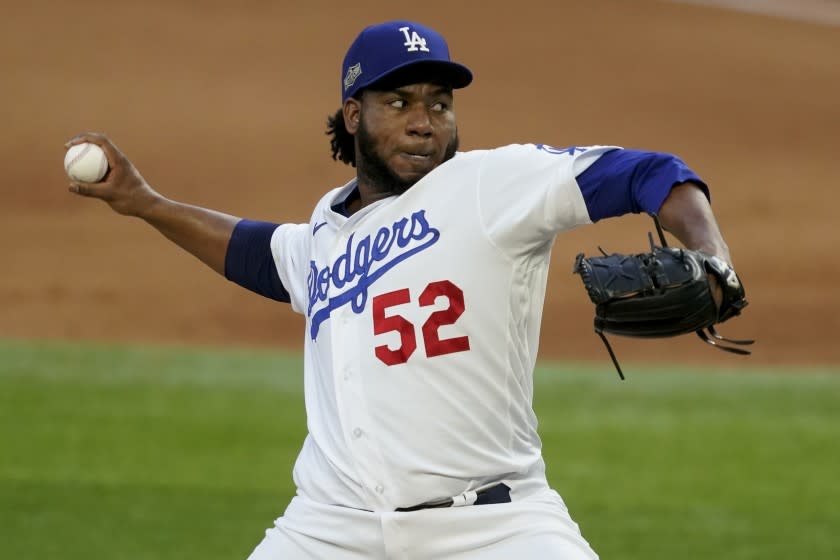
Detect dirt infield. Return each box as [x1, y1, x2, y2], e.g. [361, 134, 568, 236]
[3, 0, 839, 366]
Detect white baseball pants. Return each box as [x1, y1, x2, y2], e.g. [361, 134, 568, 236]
[247, 488, 599, 559]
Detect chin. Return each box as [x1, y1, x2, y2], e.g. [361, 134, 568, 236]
[398, 169, 432, 186]
[395, 160, 439, 179]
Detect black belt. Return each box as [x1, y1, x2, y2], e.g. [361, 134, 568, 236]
[395, 483, 511, 512]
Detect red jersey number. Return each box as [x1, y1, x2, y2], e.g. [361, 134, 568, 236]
[372, 280, 471, 366]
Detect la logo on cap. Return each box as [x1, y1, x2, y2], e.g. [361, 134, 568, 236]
[399, 26, 430, 52]
[340, 20, 473, 101]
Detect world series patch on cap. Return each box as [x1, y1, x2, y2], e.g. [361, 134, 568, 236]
[341, 20, 473, 102]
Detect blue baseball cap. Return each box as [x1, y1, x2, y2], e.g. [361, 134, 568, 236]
[341, 20, 473, 102]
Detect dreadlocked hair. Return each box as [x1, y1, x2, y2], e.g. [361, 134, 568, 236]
[326, 107, 356, 167]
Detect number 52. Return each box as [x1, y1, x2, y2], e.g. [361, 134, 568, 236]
[372, 280, 471, 366]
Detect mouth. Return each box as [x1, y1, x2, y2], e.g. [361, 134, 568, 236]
[399, 149, 435, 164]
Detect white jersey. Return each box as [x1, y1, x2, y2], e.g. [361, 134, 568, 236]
[269, 144, 616, 511]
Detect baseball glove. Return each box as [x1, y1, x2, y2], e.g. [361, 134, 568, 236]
[573, 227, 752, 379]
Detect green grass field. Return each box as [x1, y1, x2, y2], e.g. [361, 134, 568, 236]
[1, 339, 838, 559]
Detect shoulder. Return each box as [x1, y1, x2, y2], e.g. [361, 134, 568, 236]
[461, 144, 623, 180]
[433, 144, 621, 175]
[461, 143, 621, 162]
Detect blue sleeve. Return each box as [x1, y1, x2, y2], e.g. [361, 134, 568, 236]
[576, 149, 709, 222]
[224, 219, 290, 303]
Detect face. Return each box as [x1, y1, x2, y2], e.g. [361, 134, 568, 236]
[345, 83, 459, 196]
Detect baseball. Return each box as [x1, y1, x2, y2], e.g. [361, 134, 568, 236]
[64, 142, 109, 183]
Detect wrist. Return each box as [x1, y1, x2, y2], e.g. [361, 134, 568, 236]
[132, 187, 168, 221]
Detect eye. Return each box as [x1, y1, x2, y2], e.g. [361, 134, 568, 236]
[389, 99, 406, 109]
[431, 101, 448, 112]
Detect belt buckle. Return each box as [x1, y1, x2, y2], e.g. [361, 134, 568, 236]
[395, 483, 511, 512]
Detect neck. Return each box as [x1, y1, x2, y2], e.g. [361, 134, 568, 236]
[350, 175, 398, 214]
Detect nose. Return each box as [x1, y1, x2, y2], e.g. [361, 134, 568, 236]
[405, 104, 432, 137]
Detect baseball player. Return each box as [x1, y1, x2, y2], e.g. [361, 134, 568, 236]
[67, 20, 737, 560]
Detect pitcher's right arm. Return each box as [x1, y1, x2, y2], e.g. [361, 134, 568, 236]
[66, 132, 240, 276]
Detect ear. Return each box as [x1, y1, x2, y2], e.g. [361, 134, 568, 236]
[343, 98, 361, 134]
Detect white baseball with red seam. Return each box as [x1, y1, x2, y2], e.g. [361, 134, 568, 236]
[64, 142, 109, 183]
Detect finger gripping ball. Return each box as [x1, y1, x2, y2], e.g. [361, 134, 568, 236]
[64, 143, 109, 183]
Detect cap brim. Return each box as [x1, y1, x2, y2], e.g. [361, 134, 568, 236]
[360, 59, 473, 94]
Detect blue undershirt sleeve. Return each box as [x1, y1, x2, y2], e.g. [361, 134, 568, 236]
[224, 219, 290, 303]
[576, 149, 709, 222]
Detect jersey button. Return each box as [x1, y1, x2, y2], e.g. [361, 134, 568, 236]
[375, 485, 384, 494]
[352, 427, 363, 438]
